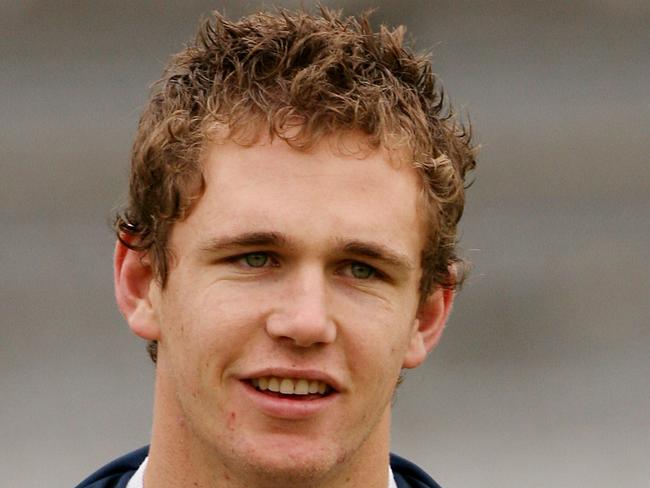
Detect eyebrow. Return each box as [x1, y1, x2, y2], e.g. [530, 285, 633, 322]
[340, 240, 415, 272]
[198, 231, 291, 254]
[198, 232, 414, 271]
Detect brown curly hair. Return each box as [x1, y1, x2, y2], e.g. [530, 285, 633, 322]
[115, 7, 476, 362]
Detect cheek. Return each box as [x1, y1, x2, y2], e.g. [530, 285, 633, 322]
[166, 278, 268, 336]
[158, 285, 260, 379]
[335, 296, 413, 376]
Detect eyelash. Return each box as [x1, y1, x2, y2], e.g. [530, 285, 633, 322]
[340, 261, 381, 280]
[233, 252, 278, 268]
[230, 252, 385, 280]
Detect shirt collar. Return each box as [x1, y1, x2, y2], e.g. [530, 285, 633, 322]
[127, 456, 397, 488]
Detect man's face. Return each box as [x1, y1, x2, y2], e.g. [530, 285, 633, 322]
[146, 133, 437, 478]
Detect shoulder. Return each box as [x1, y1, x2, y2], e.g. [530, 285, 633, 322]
[74, 446, 149, 488]
[390, 453, 443, 488]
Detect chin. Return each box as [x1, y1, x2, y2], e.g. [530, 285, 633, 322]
[233, 435, 345, 483]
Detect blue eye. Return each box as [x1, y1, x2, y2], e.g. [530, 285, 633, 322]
[349, 262, 376, 279]
[243, 253, 269, 268]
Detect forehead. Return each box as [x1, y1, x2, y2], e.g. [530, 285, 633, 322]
[176, 133, 427, 258]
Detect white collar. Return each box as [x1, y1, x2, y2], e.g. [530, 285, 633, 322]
[388, 464, 398, 488]
[125, 456, 147, 488]
[127, 456, 397, 488]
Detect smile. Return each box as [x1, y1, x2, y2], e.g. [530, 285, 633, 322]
[249, 376, 334, 397]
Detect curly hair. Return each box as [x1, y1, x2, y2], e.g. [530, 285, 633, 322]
[115, 7, 476, 362]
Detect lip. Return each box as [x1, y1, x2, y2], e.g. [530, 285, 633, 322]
[238, 368, 343, 393]
[236, 368, 342, 420]
[238, 380, 338, 419]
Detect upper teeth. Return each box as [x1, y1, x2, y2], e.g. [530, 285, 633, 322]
[252, 376, 330, 395]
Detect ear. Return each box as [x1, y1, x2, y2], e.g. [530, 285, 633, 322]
[114, 240, 161, 341]
[402, 285, 455, 369]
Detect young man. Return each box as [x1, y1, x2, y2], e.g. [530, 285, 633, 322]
[76, 7, 475, 488]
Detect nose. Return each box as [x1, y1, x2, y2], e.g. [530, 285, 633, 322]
[265, 266, 337, 347]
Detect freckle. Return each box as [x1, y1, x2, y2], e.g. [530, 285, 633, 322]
[227, 411, 237, 429]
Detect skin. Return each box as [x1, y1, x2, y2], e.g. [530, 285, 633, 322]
[115, 133, 454, 488]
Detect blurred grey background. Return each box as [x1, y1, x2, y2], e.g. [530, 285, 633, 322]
[2, 1, 648, 486]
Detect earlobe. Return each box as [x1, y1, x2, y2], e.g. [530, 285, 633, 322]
[114, 240, 161, 341]
[402, 286, 455, 369]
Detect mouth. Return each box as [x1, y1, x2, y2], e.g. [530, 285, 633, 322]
[246, 376, 335, 400]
